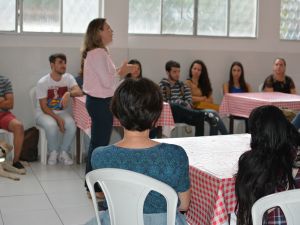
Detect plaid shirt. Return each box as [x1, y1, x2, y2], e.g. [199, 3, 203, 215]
[263, 168, 300, 225]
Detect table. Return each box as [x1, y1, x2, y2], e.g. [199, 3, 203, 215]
[219, 92, 300, 133]
[219, 92, 300, 118]
[72, 96, 175, 163]
[156, 134, 251, 225]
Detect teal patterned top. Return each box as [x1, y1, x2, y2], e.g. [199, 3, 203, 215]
[91, 143, 190, 214]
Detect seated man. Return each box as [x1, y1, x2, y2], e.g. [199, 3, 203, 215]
[0, 75, 25, 169]
[159, 60, 228, 136]
[263, 58, 297, 94]
[36, 53, 83, 165]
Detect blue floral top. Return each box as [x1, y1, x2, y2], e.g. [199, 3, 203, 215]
[91, 143, 190, 214]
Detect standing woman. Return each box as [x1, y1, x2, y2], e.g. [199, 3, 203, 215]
[82, 18, 134, 195]
[223, 61, 251, 94]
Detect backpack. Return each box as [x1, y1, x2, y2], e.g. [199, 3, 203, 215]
[20, 127, 39, 162]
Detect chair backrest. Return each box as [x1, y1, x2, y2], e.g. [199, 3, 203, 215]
[252, 189, 300, 225]
[86, 168, 178, 225]
[29, 87, 37, 109]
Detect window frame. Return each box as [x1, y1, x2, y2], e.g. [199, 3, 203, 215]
[129, 0, 259, 39]
[0, 0, 102, 35]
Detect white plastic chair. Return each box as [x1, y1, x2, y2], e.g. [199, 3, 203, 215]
[86, 168, 178, 225]
[252, 189, 300, 225]
[172, 123, 192, 137]
[29, 87, 48, 164]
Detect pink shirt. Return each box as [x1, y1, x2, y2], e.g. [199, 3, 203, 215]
[83, 48, 119, 98]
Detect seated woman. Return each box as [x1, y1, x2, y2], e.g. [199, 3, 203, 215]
[86, 78, 191, 225]
[126, 59, 142, 79]
[235, 105, 300, 225]
[185, 60, 228, 135]
[263, 58, 296, 94]
[223, 61, 251, 133]
[223, 61, 251, 94]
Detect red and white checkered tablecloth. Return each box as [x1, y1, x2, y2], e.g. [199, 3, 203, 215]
[219, 92, 300, 118]
[72, 96, 175, 133]
[156, 134, 251, 225]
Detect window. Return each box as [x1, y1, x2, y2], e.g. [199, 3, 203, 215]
[0, 0, 16, 31]
[129, 0, 258, 38]
[0, 0, 101, 34]
[280, 0, 300, 40]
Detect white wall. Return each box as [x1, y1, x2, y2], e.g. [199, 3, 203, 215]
[0, 0, 299, 129]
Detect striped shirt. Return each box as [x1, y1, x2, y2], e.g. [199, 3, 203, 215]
[0, 76, 13, 112]
[0, 75, 13, 97]
[159, 78, 192, 108]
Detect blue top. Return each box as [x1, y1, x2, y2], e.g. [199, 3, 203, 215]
[230, 86, 244, 93]
[91, 143, 190, 214]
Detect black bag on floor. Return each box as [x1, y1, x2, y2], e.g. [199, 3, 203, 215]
[20, 127, 39, 162]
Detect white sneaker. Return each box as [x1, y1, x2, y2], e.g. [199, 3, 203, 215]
[58, 151, 73, 165]
[48, 151, 58, 165]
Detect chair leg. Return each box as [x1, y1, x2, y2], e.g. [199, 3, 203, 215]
[38, 128, 47, 165]
[245, 118, 249, 133]
[229, 116, 234, 134]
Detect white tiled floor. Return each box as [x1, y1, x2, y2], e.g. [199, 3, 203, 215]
[0, 162, 95, 225]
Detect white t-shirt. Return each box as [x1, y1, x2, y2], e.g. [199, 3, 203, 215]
[35, 73, 77, 116]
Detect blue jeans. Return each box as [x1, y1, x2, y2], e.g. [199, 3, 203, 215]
[292, 113, 300, 130]
[36, 110, 76, 153]
[85, 95, 113, 182]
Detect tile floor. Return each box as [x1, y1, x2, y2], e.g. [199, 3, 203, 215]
[0, 162, 95, 225]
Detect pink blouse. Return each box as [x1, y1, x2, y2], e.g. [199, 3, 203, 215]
[83, 48, 119, 98]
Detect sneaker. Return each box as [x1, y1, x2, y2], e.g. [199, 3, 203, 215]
[48, 151, 58, 165]
[13, 161, 25, 169]
[205, 112, 219, 126]
[58, 151, 73, 165]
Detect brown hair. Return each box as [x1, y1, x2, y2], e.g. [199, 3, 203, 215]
[81, 18, 106, 60]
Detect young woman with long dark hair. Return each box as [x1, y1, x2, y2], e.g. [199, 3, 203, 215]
[235, 105, 300, 225]
[185, 60, 228, 135]
[223, 61, 251, 94]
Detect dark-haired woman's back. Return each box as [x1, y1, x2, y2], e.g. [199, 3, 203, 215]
[235, 105, 300, 225]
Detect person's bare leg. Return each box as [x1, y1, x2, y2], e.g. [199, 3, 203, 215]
[8, 119, 24, 163]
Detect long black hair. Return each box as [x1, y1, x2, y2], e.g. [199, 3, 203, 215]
[189, 60, 212, 97]
[235, 105, 300, 225]
[228, 61, 249, 93]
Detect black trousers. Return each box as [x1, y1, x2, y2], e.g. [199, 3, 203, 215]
[170, 103, 205, 136]
[85, 95, 113, 191]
